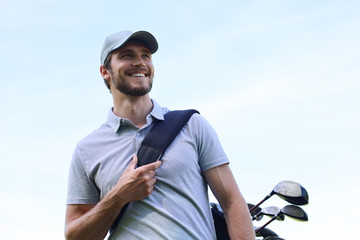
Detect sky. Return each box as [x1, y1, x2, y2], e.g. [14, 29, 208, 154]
[0, 0, 359, 239]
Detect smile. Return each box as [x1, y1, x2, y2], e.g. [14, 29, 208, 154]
[129, 73, 146, 77]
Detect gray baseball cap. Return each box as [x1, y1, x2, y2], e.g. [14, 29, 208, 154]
[100, 30, 158, 65]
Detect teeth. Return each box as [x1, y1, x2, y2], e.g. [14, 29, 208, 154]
[131, 73, 145, 77]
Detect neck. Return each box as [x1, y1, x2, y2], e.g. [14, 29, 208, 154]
[112, 94, 153, 128]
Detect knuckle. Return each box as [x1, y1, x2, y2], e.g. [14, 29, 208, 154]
[141, 176, 149, 182]
[136, 168, 145, 175]
[145, 187, 153, 195]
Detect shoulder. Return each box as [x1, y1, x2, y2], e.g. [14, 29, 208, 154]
[187, 112, 214, 131]
[178, 111, 220, 143]
[76, 123, 112, 150]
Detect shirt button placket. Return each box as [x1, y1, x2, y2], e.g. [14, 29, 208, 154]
[135, 131, 142, 150]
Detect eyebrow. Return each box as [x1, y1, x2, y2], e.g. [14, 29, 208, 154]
[118, 48, 151, 55]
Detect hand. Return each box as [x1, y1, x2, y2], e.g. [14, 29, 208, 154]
[114, 155, 162, 203]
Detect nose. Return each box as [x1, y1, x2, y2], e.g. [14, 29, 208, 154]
[132, 55, 146, 67]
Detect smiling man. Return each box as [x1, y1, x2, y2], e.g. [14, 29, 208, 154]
[65, 30, 254, 240]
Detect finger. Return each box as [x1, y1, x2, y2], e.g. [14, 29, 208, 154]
[147, 170, 156, 178]
[147, 177, 157, 187]
[141, 170, 156, 181]
[140, 160, 162, 172]
[143, 179, 157, 196]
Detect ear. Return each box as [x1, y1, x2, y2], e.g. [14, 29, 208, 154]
[100, 65, 111, 80]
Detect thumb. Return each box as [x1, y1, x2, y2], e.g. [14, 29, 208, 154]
[128, 154, 138, 169]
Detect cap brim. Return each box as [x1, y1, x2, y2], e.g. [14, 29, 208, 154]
[125, 31, 158, 54]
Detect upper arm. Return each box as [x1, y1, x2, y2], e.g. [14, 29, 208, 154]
[204, 164, 243, 212]
[65, 204, 95, 227]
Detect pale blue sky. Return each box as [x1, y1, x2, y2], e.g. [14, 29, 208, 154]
[1, 0, 359, 239]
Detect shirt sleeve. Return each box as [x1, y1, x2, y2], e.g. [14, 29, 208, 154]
[189, 114, 230, 172]
[66, 144, 100, 204]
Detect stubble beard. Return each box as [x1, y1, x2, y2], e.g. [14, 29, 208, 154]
[110, 71, 153, 97]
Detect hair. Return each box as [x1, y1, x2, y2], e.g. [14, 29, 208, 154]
[102, 54, 112, 90]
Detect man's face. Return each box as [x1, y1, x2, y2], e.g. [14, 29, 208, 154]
[106, 40, 154, 96]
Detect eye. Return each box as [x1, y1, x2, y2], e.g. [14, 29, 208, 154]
[142, 54, 151, 60]
[121, 54, 132, 59]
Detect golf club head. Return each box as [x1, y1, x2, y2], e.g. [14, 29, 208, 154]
[255, 205, 308, 234]
[261, 206, 285, 221]
[264, 237, 285, 240]
[271, 180, 309, 205]
[280, 205, 308, 221]
[255, 227, 278, 238]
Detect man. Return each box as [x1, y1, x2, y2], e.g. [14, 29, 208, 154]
[65, 30, 254, 240]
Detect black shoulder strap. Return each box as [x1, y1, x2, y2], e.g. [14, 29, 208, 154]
[137, 109, 199, 166]
[110, 109, 199, 233]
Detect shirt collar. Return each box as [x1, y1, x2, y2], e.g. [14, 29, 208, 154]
[106, 99, 165, 133]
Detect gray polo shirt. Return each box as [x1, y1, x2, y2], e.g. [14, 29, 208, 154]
[67, 100, 229, 239]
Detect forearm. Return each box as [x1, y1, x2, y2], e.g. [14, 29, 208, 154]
[204, 165, 255, 240]
[65, 190, 126, 240]
[224, 199, 255, 240]
[65, 156, 161, 240]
